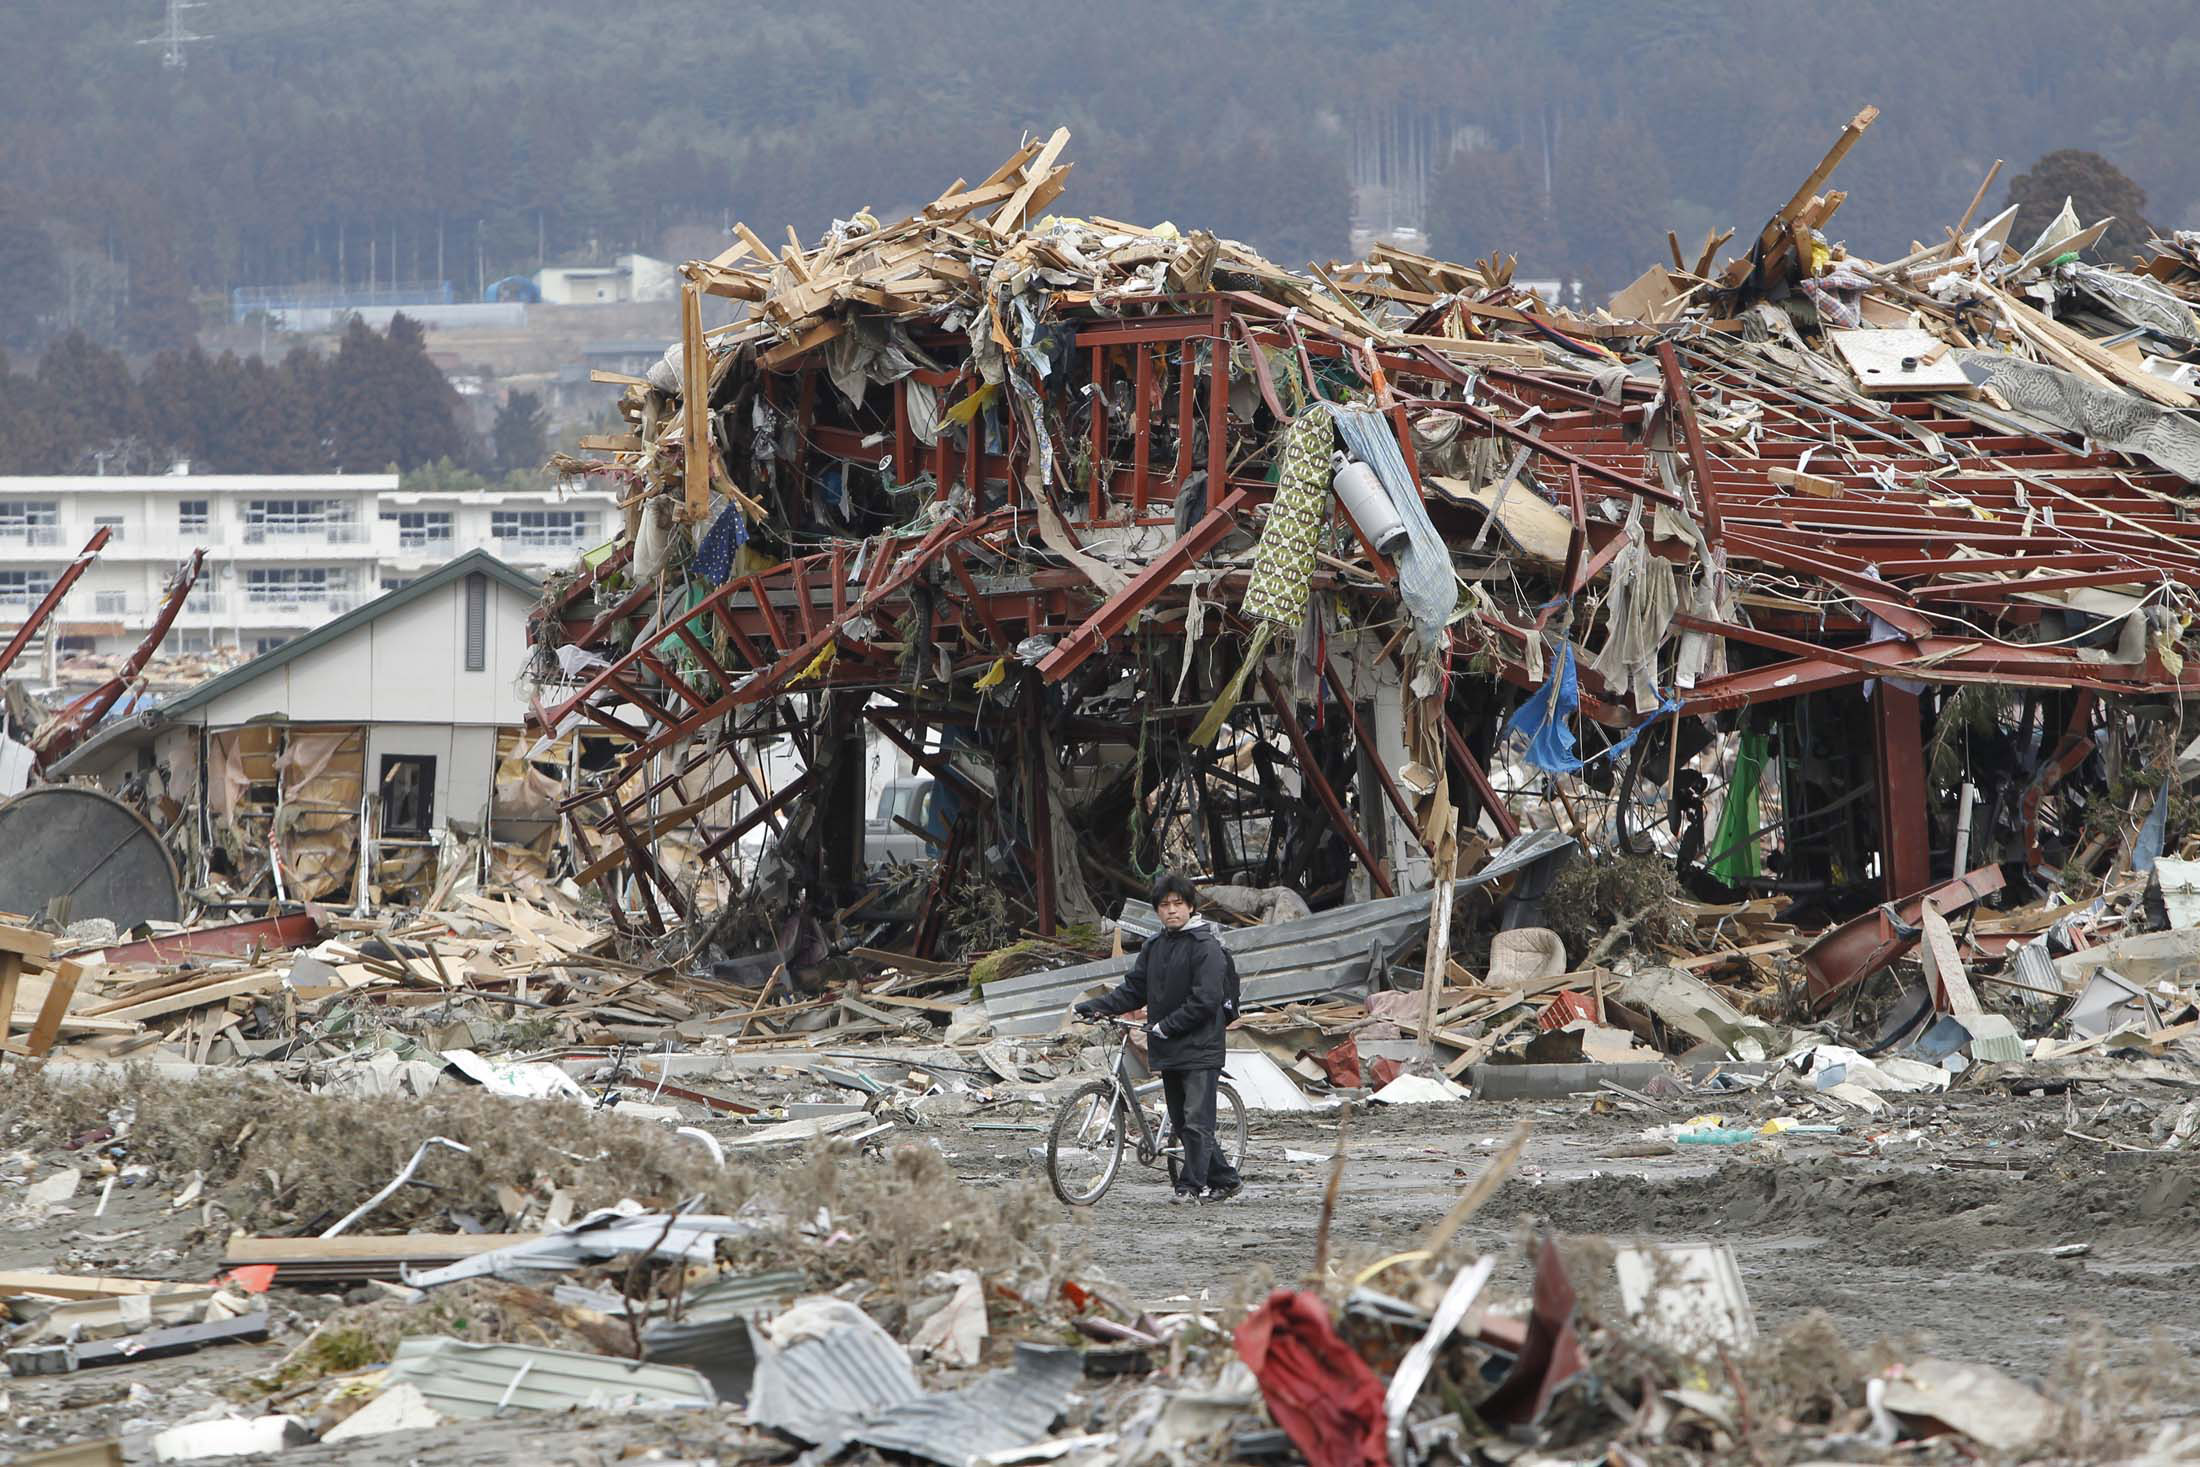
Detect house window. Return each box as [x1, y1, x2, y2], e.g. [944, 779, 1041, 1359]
[378, 754, 436, 838]
[94, 591, 129, 616]
[382, 509, 453, 550]
[254, 635, 289, 654]
[464, 571, 487, 671]
[178, 500, 209, 533]
[0, 501, 60, 546]
[243, 566, 336, 604]
[490, 509, 592, 548]
[0, 569, 53, 607]
[93, 515, 125, 543]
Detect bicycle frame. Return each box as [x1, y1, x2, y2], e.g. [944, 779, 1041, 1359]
[1093, 1020, 1180, 1167]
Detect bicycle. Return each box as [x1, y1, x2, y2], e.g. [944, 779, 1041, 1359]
[1046, 1016, 1247, 1206]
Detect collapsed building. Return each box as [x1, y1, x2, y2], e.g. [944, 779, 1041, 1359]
[526, 110, 2200, 1006]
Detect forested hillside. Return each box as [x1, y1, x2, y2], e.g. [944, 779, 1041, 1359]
[3, 0, 2197, 356]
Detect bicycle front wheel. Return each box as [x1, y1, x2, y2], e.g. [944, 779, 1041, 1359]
[1047, 1080, 1128, 1206]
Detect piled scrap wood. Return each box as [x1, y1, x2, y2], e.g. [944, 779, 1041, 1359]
[0, 919, 88, 1059]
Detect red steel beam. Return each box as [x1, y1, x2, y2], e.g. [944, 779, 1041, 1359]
[1259, 664, 1393, 898]
[1871, 683, 1932, 902]
[35, 548, 206, 763]
[0, 527, 111, 678]
[1036, 485, 1251, 682]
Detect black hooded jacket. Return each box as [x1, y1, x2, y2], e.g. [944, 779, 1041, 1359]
[1083, 919, 1229, 1070]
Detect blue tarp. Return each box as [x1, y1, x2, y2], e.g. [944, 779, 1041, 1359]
[1504, 642, 1678, 776]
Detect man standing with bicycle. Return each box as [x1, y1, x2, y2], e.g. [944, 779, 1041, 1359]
[1074, 873, 1243, 1203]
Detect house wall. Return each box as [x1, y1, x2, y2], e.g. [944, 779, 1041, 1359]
[185, 571, 538, 727]
[366, 723, 501, 832]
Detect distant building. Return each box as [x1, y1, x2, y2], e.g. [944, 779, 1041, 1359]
[0, 472, 618, 659]
[536, 254, 675, 306]
[227, 281, 531, 334]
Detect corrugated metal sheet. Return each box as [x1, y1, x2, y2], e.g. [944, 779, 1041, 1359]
[384, 1336, 714, 1419]
[1963, 1014, 2027, 1063]
[746, 1301, 1081, 1466]
[747, 1299, 923, 1441]
[642, 1268, 807, 1400]
[851, 1344, 1082, 1466]
[983, 831, 1575, 1036]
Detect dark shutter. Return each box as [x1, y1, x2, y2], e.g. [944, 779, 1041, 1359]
[464, 572, 487, 671]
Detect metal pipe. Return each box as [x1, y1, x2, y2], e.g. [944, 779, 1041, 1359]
[321, 1136, 472, 1238]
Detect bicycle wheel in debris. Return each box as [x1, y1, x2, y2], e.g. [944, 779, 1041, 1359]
[1047, 1081, 1128, 1206]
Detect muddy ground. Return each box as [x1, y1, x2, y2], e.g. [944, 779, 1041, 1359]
[986, 1083, 2200, 1393]
[5, 1069, 2198, 1460]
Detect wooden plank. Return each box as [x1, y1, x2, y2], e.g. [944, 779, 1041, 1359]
[858, 992, 961, 1015]
[588, 369, 651, 386]
[87, 970, 279, 1026]
[577, 433, 643, 453]
[1673, 939, 1796, 971]
[225, 1233, 535, 1265]
[681, 280, 710, 523]
[732, 221, 777, 268]
[1727, 105, 1878, 285]
[10, 1439, 126, 1467]
[760, 318, 846, 370]
[0, 1271, 195, 1301]
[990, 126, 1071, 231]
[0, 953, 20, 1043]
[706, 235, 758, 270]
[1920, 906, 1983, 1017]
[0, 925, 56, 960]
[24, 959, 82, 1057]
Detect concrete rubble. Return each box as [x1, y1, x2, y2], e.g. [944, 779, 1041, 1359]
[7, 108, 2200, 1464]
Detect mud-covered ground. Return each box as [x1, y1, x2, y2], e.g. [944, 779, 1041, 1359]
[966, 1084, 2200, 1392]
[6, 1069, 2198, 1461]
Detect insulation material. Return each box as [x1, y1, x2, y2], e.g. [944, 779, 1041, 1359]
[277, 727, 366, 901]
[493, 730, 568, 823]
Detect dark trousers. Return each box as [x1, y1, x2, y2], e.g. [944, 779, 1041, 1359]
[1162, 1067, 1239, 1192]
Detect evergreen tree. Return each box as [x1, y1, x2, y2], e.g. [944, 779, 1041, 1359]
[36, 332, 144, 472]
[327, 316, 406, 472]
[2005, 149, 2156, 261]
[383, 314, 472, 469]
[491, 389, 549, 475]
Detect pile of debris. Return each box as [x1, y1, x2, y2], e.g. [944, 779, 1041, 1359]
[5, 1071, 2188, 1466]
[524, 108, 2200, 1021]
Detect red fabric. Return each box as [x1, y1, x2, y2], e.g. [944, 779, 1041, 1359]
[1368, 1056, 1405, 1090]
[1235, 1289, 1390, 1467]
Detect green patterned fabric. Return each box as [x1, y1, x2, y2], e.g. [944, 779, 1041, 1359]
[1241, 409, 1333, 632]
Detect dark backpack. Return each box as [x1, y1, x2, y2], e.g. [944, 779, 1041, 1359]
[1220, 940, 1241, 1021]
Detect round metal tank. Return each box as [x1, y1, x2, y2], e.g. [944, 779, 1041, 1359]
[1331, 455, 1409, 554]
[0, 786, 182, 929]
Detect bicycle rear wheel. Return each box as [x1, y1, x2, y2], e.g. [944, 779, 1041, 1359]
[1047, 1081, 1128, 1206]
